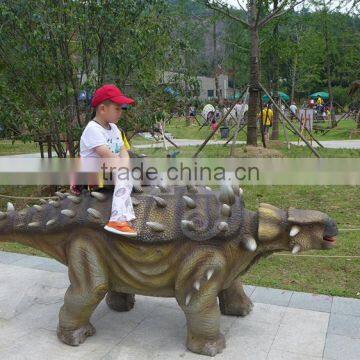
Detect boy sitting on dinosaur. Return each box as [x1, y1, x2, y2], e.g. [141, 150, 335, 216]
[79, 84, 137, 237]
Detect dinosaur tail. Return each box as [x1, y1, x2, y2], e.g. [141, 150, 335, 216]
[0, 202, 62, 262]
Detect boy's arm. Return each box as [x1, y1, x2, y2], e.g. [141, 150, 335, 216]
[94, 144, 130, 168]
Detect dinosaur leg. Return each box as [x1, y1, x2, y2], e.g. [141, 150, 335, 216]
[57, 239, 108, 346]
[106, 291, 135, 312]
[175, 258, 226, 357]
[181, 297, 225, 357]
[218, 277, 254, 316]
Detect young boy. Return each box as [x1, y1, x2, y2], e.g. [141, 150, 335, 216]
[80, 84, 137, 237]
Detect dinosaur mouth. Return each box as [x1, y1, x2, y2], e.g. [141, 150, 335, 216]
[323, 235, 336, 245]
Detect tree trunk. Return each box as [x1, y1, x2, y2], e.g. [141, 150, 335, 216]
[247, 26, 260, 146]
[290, 53, 298, 103]
[213, 13, 220, 101]
[270, 0, 279, 140]
[323, 5, 336, 127]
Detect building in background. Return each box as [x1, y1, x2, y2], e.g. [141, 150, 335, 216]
[162, 71, 230, 101]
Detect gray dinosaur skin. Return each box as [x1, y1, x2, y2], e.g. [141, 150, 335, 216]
[0, 185, 338, 356]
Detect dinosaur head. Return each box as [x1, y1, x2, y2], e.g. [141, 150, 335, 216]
[257, 203, 338, 254]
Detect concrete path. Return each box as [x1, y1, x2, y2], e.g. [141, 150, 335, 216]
[0, 251, 359, 359]
[293, 140, 360, 149]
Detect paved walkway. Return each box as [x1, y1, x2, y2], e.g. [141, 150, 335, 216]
[0, 251, 359, 359]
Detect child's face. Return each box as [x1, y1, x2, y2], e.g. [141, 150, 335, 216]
[98, 102, 123, 123]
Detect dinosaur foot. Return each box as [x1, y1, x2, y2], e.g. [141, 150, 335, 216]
[186, 332, 226, 357]
[219, 297, 254, 317]
[105, 291, 135, 312]
[57, 323, 96, 346]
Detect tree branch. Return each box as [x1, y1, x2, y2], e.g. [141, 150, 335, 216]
[236, 0, 248, 14]
[259, 0, 305, 28]
[203, 0, 250, 28]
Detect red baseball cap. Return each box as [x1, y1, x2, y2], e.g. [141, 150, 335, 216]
[91, 84, 135, 108]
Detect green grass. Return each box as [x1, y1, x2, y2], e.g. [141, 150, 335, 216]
[165, 117, 360, 142]
[137, 142, 360, 158]
[0, 140, 39, 155]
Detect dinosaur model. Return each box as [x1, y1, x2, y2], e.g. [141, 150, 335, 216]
[0, 185, 338, 356]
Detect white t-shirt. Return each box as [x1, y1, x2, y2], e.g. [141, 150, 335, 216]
[80, 120, 124, 158]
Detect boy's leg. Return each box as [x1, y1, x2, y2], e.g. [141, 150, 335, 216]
[104, 176, 137, 237]
[110, 177, 135, 222]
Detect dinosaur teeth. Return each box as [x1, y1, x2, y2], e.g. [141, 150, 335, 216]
[49, 200, 60, 208]
[193, 281, 201, 291]
[182, 195, 196, 209]
[153, 196, 167, 208]
[87, 208, 102, 220]
[46, 219, 56, 227]
[91, 192, 107, 201]
[61, 209, 76, 218]
[0, 211, 6, 220]
[33, 205, 43, 212]
[185, 294, 192, 306]
[146, 221, 165, 232]
[28, 222, 40, 228]
[55, 191, 66, 199]
[219, 185, 235, 206]
[221, 204, 231, 217]
[290, 225, 300, 237]
[205, 186, 212, 191]
[7, 202, 15, 212]
[218, 221, 229, 232]
[181, 220, 195, 231]
[243, 236, 257, 252]
[131, 197, 140, 206]
[206, 269, 214, 281]
[292, 244, 301, 254]
[67, 195, 81, 204]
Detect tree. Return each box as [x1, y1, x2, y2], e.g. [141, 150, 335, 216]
[203, 0, 306, 146]
[0, 0, 183, 157]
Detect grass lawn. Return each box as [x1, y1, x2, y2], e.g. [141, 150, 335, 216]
[137, 142, 360, 158]
[165, 116, 360, 142]
[0, 140, 39, 155]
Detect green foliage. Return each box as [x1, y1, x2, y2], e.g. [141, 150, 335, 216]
[0, 0, 186, 155]
[332, 86, 351, 107]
